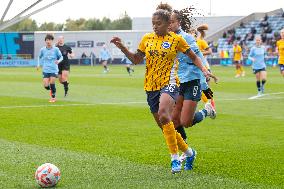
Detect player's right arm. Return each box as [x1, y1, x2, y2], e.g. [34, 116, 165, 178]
[110, 37, 144, 65]
[248, 47, 255, 62]
[37, 48, 43, 70]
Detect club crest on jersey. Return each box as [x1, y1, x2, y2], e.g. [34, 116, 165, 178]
[162, 42, 171, 49]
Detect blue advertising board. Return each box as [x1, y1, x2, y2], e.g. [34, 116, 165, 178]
[0, 59, 36, 67]
[0, 32, 34, 58]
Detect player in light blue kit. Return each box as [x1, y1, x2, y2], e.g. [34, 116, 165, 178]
[99, 45, 112, 73]
[248, 36, 267, 96]
[169, 8, 218, 169]
[121, 49, 134, 76]
[37, 34, 63, 103]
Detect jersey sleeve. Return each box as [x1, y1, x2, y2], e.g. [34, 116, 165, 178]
[276, 41, 279, 49]
[39, 48, 43, 59]
[67, 46, 72, 54]
[56, 48, 63, 59]
[177, 36, 191, 54]
[248, 47, 254, 58]
[201, 40, 209, 50]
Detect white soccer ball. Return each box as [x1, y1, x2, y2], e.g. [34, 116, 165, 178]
[35, 163, 61, 188]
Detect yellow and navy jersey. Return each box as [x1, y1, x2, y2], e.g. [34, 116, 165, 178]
[276, 39, 284, 64]
[138, 32, 191, 91]
[197, 38, 210, 69]
[233, 45, 242, 61]
[197, 38, 209, 52]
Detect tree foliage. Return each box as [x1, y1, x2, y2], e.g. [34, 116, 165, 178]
[3, 12, 132, 31]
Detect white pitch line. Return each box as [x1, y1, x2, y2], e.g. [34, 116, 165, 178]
[223, 97, 284, 101]
[0, 102, 146, 109]
[1, 92, 283, 109]
[248, 92, 284, 100]
[248, 95, 263, 100]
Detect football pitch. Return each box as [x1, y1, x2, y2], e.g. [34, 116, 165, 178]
[0, 65, 283, 188]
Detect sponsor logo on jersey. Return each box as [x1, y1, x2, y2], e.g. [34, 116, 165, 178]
[162, 42, 171, 49]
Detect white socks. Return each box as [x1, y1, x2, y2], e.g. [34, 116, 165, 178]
[171, 154, 179, 161]
[184, 148, 193, 157]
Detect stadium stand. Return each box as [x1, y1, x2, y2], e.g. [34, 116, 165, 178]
[217, 13, 284, 57]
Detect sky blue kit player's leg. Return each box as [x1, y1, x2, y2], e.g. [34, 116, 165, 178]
[38, 34, 63, 103]
[121, 55, 134, 76]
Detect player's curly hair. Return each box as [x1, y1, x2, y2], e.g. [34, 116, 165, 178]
[172, 7, 196, 33]
[153, 9, 171, 23]
[156, 2, 173, 13]
[197, 24, 209, 39]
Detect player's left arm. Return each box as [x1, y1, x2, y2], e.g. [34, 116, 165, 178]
[178, 37, 211, 78]
[186, 50, 218, 82]
[201, 41, 212, 56]
[202, 47, 212, 56]
[68, 47, 75, 58]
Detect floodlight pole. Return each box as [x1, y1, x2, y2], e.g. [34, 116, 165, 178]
[0, 0, 14, 23]
[0, 0, 64, 31]
[209, 0, 212, 16]
[11, 0, 44, 21]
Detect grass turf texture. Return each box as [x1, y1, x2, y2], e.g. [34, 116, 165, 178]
[0, 65, 283, 188]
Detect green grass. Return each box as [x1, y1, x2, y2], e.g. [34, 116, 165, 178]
[0, 65, 283, 188]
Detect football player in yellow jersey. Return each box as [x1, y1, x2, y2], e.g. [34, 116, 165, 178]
[111, 9, 211, 174]
[233, 41, 245, 78]
[276, 28, 284, 77]
[196, 24, 213, 67]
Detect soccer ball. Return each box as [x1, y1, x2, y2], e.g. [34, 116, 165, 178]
[35, 163, 61, 188]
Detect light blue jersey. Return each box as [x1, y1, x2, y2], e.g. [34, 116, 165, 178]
[39, 46, 63, 73]
[176, 29, 208, 90]
[122, 56, 132, 64]
[99, 48, 111, 61]
[249, 46, 266, 70]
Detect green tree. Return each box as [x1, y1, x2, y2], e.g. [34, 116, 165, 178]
[111, 12, 132, 30]
[39, 22, 55, 31]
[2, 12, 132, 32]
[4, 18, 38, 32]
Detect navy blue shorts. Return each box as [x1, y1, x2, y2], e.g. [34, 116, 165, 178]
[253, 67, 266, 74]
[146, 84, 179, 113]
[179, 79, 201, 101]
[42, 72, 58, 78]
[279, 64, 284, 72]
